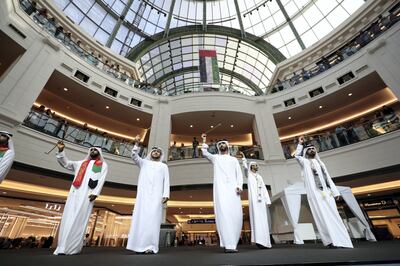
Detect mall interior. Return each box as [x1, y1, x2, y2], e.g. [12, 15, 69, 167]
[0, 0, 400, 265]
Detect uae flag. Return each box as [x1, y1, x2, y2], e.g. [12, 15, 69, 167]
[199, 49, 220, 84]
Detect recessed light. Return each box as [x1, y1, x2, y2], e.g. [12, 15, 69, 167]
[190, 125, 193, 128]
[348, 93, 352, 96]
[136, 118, 140, 121]
[111, 204, 115, 207]
[210, 125, 214, 128]
[63, 88, 68, 91]
[230, 125, 234, 128]
[319, 105, 323, 109]
[2, 191, 7, 194]
[106, 106, 110, 109]
[180, 211, 183, 214]
[288, 116, 292, 120]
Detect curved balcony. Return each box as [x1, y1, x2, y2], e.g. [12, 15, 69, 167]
[269, 3, 400, 93]
[23, 109, 148, 158]
[281, 109, 400, 159]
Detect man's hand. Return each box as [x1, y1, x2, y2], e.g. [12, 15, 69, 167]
[201, 133, 207, 143]
[236, 187, 242, 195]
[57, 140, 65, 152]
[89, 194, 97, 202]
[134, 134, 141, 145]
[298, 136, 305, 145]
[162, 197, 169, 204]
[239, 151, 245, 158]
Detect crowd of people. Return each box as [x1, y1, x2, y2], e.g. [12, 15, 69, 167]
[271, 8, 400, 93]
[19, 0, 163, 96]
[0, 236, 53, 249]
[169, 138, 263, 160]
[282, 105, 400, 159]
[23, 105, 146, 158]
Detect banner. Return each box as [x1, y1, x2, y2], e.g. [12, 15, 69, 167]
[199, 49, 220, 84]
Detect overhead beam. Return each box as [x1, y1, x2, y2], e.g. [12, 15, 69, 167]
[127, 25, 286, 64]
[151, 66, 264, 95]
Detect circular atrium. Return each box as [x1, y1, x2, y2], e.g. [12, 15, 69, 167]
[0, 0, 400, 265]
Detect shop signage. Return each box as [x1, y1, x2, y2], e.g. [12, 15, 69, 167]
[187, 219, 215, 224]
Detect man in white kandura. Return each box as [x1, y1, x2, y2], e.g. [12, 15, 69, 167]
[241, 152, 272, 249]
[0, 131, 15, 184]
[54, 141, 108, 255]
[127, 135, 170, 254]
[295, 136, 353, 248]
[201, 133, 243, 253]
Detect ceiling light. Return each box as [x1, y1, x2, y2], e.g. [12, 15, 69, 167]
[190, 125, 193, 128]
[230, 125, 234, 128]
[2, 191, 7, 194]
[136, 118, 140, 121]
[106, 106, 110, 109]
[288, 116, 292, 120]
[210, 125, 214, 128]
[319, 105, 323, 109]
[111, 204, 115, 207]
[63, 88, 68, 91]
[348, 93, 352, 96]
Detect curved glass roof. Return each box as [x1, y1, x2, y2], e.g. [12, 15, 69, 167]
[52, 0, 366, 94]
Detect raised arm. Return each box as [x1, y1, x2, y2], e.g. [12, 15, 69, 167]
[200, 133, 215, 163]
[131, 135, 144, 167]
[295, 136, 305, 166]
[55, 141, 78, 171]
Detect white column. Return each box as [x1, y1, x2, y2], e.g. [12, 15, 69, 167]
[254, 100, 285, 161]
[147, 99, 172, 160]
[365, 27, 400, 99]
[0, 37, 60, 126]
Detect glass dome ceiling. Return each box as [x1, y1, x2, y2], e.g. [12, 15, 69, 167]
[52, 0, 366, 94]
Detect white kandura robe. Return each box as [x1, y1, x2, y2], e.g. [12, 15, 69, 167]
[54, 148, 108, 255]
[0, 139, 15, 184]
[295, 144, 353, 248]
[202, 143, 243, 250]
[127, 145, 170, 253]
[242, 158, 271, 248]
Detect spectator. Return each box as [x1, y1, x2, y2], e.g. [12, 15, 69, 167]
[335, 125, 349, 146]
[192, 137, 199, 158]
[22, 0, 37, 15]
[179, 143, 185, 159]
[170, 141, 178, 160]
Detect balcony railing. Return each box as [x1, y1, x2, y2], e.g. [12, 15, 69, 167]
[281, 111, 400, 159]
[168, 144, 264, 161]
[23, 109, 147, 158]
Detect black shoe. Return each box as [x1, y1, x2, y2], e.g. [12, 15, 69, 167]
[256, 243, 271, 249]
[144, 249, 155, 255]
[224, 249, 238, 253]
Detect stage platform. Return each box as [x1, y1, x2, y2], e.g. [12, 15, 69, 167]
[1, 241, 400, 266]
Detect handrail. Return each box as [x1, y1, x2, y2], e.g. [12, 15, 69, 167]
[281, 108, 400, 159]
[23, 109, 148, 158]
